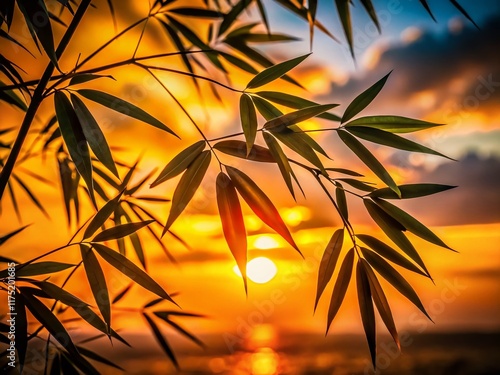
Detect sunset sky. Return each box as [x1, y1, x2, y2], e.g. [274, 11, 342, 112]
[1, 0, 499, 373]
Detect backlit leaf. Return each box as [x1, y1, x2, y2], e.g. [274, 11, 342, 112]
[226, 166, 300, 254]
[246, 54, 310, 89]
[83, 189, 125, 239]
[315, 228, 344, 311]
[77, 89, 177, 137]
[151, 141, 206, 188]
[240, 94, 258, 156]
[342, 72, 391, 123]
[369, 184, 456, 199]
[218, 0, 252, 36]
[92, 220, 154, 242]
[92, 243, 175, 303]
[163, 151, 211, 235]
[339, 130, 400, 197]
[356, 261, 376, 367]
[345, 116, 443, 133]
[216, 173, 247, 292]
[326, 248, 354, 333]
[335, 183, 348, 220]
[213, 140, 275, 162]
[264, 104, 338, 130]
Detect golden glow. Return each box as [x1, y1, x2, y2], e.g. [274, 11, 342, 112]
[253, 235, 281, 250]
[250, 347, 279, 375]
[282, 206, 311, 227]
[233, 257, 278, 284]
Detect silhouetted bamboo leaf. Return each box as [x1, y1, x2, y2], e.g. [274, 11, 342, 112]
[77, 346, 124, 371]
[226, 166, 300, 254]
[374, 198, 453, 250]
[338, 130, 400, 197]
[246, 54, 310, 89]
[143, 313, 179, 369]
[216, 173, 247, 292]
[83, 189, 125, 239]
[315, 228, 344, 311]
[162, 151, 211, 235]
[345, 116, 443, 133]
[357, 236, 427, 276]
[256, 91, 341, 121]
[33, 281, 88, 307]
[240, 94, 258, 156]
[347, 126, 452, 159]
[213, 140, 275, 162]
[69, 74, 115, 86]
[362, 250, 432, 320]
[71, 94, 119, 177]
[0, 262, 74, 278]
[342, 72, 391, 123]
[73, 305, 129, 346]
[419, 0, 436, 22]
[219, 51, 258, 74]
[0, 225, 29, 245]
[356, 261, 376, 367]
[169, 7, 223, 18]
[0, 81, 27, 111]
[218, 0, 252, 36]
[92, 220, 154, 242]
[326, 248, 354, 333]
[55, 92, 95, 202]
[80, 245, 111, 332]
[360, 0, 380, 32]
[450, 0, 478, 28]
[77, 89, 178, 137]
[335, 183, 348, 220]
[112, 283, 132, 304]
[369, 184, 456, 199]
[92, 243, 175, 303]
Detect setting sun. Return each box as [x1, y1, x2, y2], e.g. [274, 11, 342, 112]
[234, 257, 278, 284]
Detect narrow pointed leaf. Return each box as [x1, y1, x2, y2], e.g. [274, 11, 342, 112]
[360, 0, 380, 32]
[213, 140, 275, 162]
[55, 92, 94, 201]
[69, 74, 115, 86]
[263, 132, 296, 199]
[77, 346, 124, 371]
[347, 126, 452, 160]
[450, 0, 478, 28]
[335, 0, 354, 58]
[326, 248, 354, 333]
[357, 236, 427, 276]
[218, 0, 252, 36]
[252, 96, 283, 120]
[226, 166, 300, 254]
[151, 141, 206, 187]
[73, 305, 129, 346]
[163, 151, 211, 235]
[264, 104, 338, 130]
[356, 261, 376, 367]
[80, 246, 111, 331]
[374, 198, 453, 250]
[71, 94, 119, 176]
[240, 94, 258, 156]
[369, 184, 456, 199]
[216, 173, 247, 292]
[143, 313, 179, 369]
[33, 281, 88, 307]
[92, 243, 175, 303]
[342, 72, 391, 123]
[169, 7, 223, 18]
[0, 262, 74, 279]
[315, 228, 344, 310]
[419, 0, 436, 21]
[337, 178, 376, 192]
[77, 89, 177, 137]
[335, 184, 348, 220]
[246, 54, 310, 89]
[362, 250, 432, 320]
[339, 130, 400, 197]
[345, 115, 443, 133]
[84, 190, 125, 239]
[0, 225, 29, 245]
[92, 220, 153, 242]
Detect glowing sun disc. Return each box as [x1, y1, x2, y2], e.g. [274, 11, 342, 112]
[233, 257, 278, 284]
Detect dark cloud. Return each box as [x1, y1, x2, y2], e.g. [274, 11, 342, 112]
[399, 153, 500, 225]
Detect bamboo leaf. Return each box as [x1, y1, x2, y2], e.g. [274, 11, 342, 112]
[364, 199, 431, 277]
[162, 151, 211, 235]
[342, 72, 391, 123]
[80, 245, 111, 332]
[335, 0, 354, 59]
[356, 261, 376, 367]
[77, 346, 124, 371]
[77, 89, 178, 137]
[246, 54, 310, 89]
[345, 115, 443, 133]
[240, 94, 258, 156]
[143, 313, 179, 369]
[337, 178, 376, 192]
[362, 250, 432, 320]
[69, 74, 115, 86]
[226, 166, 300, 254]
[92, 220, 154, 242]
[0, 225, 29, 246]
[335, 183, 348, 220]
[374, 198, 453, 250]
[218, 0, 252, 36]
[0, 262, 74, 279]
[213, 140, 275, 162]
[338, 130, 400, 197]
[151, 141, 206, 187]
[252, 96, 283, 120]
[346, 126, 452, 160]
[92, 243, 175, 303]
[315, 228, 344, 311]
[169, 7, 223, 18]
[216, 173, 247, 292]
[71, 94, 119, 177]
[264, 104, 338, 130]
[55, 92, 95, 202]
[357, 236, 427, 277]
[83, 189, 125, 239]
[256, 91, 341, 121]
[360, 0, 380, 32]
[32, 281, 88, 307]
[263, 132, 296, 199]
[369, 184, 456, 199]
[326, 248, 354, 333]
